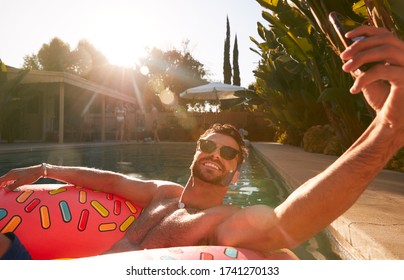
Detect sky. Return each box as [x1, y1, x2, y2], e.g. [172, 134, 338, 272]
[1, 0, 265, 88]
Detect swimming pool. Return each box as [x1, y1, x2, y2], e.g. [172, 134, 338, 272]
[0, 142, 340, 259]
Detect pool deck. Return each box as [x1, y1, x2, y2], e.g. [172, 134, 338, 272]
[1, 141, 403, 260]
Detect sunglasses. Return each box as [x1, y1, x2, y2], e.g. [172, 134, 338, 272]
[198, 139, 240, 160]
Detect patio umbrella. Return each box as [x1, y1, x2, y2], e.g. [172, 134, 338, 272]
[179, 82, 251, 100]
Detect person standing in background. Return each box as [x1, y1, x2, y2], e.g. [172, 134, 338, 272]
[114, 102, 127, 142]
[151, 105, 160, 142]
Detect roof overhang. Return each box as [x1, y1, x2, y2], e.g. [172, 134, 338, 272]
[6, 68, 136, 104]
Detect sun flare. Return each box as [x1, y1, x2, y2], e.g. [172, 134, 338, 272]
[82, 8, 156, 68]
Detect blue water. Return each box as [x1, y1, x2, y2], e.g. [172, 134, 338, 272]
[0, 143, 340, 259]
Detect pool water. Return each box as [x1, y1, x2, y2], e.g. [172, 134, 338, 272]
[0, 143, 340, 259]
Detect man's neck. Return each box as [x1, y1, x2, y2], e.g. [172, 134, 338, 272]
[179, 176, 228, 210]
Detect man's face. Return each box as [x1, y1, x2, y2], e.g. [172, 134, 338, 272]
[191, 133, 240, 186]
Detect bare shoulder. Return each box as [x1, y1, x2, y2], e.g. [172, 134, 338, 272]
[153, 180, 184, 188]
[120, 179, 182, 207]
[130, 179, 183, 192]
[152, 180, 184, 198]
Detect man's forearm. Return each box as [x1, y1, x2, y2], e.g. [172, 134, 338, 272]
[45, 164, 126, 192]
[274, 119, 403, 248]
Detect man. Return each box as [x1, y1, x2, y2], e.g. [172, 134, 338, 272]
[1, 25, 404, 259]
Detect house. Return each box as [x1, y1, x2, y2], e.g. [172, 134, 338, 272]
[3, 67, 137, 143]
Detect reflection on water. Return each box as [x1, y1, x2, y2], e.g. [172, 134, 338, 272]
[0, 143, 339, 259]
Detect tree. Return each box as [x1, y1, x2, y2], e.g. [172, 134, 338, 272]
[22, 38, 109, 76]
[22, 54, 41, 70]
[0, 60, 29, 143]
[139, 42, 207, 96]
[70, 40, 109, 76]
[37, 37, 73, 71]
[251, 0, 372, 149]
[232, 34, 240, 85]
[223, 16, 232, 84]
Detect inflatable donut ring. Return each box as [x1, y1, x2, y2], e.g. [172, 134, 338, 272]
[0, 184, 297, 260]
[81, 245, 298, 260]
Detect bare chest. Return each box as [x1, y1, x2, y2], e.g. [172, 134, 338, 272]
[109, 199, 233, 252]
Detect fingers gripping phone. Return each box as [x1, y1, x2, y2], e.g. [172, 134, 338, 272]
[329, 11, 376, 71]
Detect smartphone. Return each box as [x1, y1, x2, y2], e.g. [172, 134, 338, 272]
[329, 11, 376, 71]
[329, 11, 364, 48]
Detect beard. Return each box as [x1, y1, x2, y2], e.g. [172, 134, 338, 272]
[190, 157, 235, 186]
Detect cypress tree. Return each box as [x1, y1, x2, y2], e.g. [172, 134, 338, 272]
[232, 34, 240, 85]
[223, 16, 232, 84]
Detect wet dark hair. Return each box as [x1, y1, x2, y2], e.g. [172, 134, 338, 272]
[198, 123, 248, 166]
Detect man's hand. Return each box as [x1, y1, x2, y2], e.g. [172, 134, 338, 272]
[340, 26, 404, 131]
[0, 165, 43, 191]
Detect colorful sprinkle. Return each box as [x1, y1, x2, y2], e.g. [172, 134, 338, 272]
[78, 209, 89, 231]
[59, 200, 72, 223]
[48, 187, 67, 195]
[16, 190, 34, 203]
[1, 215, 21, 233]
[224, 247, 238, 258]
[40, 206, 51, 229]
[0, 209, 7, 221]
[24, 198, 40, 213]
[99, 222, 117, 232]
[124, 201, 137, 214]
[79, 190, 87, 204]
[1, 216, 22, 233]
[200, 252, 214, 260]
[119, 215, 135, 232]
[90, 200, 109, 218]
[113, 200, 121, 215]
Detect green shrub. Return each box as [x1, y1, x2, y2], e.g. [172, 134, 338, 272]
[386, 147, 404, 172]
[303, 125, 343, 155]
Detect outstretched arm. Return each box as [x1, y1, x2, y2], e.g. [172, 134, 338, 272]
[0, 164, 179, 207]
[216, 26, 404, 252]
